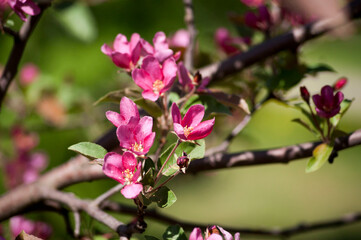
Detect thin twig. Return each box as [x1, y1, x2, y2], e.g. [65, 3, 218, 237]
[0, 3, 50, 109]
[183, 0, 197, 71]
[198, 0, 361, 82]
[155, 139, 181, 184]
[92, 183, 124, 207]
[73, 210, 81, 238]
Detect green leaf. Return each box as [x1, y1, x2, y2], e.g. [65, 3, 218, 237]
[183, 95, 230, 117]
[55, 2, 97, 43]
[305, 64, 335, 76]
[93, 236, 108, 240]
[145, 236, 161, 240]
[266, 68, 305, 91]
[149, 186, 177, 208]
[134, 98, 162, 118]
[163, 225, 187, 240]
[93, 88, 141, 106]
[292, 118, 317, 135]
[158, 139, 205, 176]
[141, 158, 155, 187]
[68, 142, 107, 159]
[306, 143, 334, 173]
[330, 99, 353, 128]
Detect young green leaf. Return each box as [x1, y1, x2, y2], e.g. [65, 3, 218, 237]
[134, 98, 162, 118]
[158, 139, 205, 176]
[68, 142, 107, 160]
[93, 88, 141, 106]
[145, 236, 161, 240]
[183, 95, 231, 117]
[330, 99, 353, 128]
[163, 225, 187, 240]
[306, 143, 334, 173]
[149, 186, 177, 208]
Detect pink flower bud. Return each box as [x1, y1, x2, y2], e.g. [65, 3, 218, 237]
[333, 77, 347, 90]
[300, 86, 310, 104]
[312, 85, 344, 118]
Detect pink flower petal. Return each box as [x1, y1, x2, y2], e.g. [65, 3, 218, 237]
[142, 56, 162, 81]
[134, 116, 154, 143]
[171, 103, 182, 124]
[207, 234, 223, 240]
[218, 226, 233, 240]
[132, 161, 142, 182]
[140, 39, 154, 55]
[173, 123, 186, 140]
[182, 104, 205, 128]
[162, 57, 177, 86]
[116, 126, 133, 150]
[178, 62, 193, 89]
[119, 97, 139, 124]
[101, 44, 113, 56]
[142, 90, 159, 102]
[131, 42, 142, 67]
[143, 132, 156, 154]
[113, 34, 129, 54]
[103, 153, 126, 183]
[111, 52, 131, 69]
[189, 228, 203, 240]
[121, 183, 143, 199]
[154, 49, 174, 63]
[153, 32, 169, 51]
[187, 118, 215, 140]
[122, 151, 137, 171]
[20, 0, 40, 15]
[132, 69, 154, 90]
[129, 33, 141, 52]
[169, 29, 190, 48]
[106, 111, 122, 127]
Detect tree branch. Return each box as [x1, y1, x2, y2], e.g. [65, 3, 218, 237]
[101, 201, 361, 238]
[183, 0, 197, 71]
[0, 3, 50, 110]
[198, 0, 361, 82]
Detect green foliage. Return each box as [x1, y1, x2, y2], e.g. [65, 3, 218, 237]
[68, 142, 107, 159]
[162, 225, 187, 240]
[330, 99, 353, 128]
[134, 98, 163, 118]
[142, 157, 156, 187]
[145, 236, 161, 240]
[183, 95, 230, 117]
[149, 186, 177, 208]
[93, 88, 141, 106]
[158, 139, 205, 176]
[306, 143, 334, 173]
[54, 2, 97, 43]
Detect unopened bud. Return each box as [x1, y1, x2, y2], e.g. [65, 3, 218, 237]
[177, 152, 189, 173]
[205, 226, 220, 238]
[333, 77, 347, 90]
[300, 86, 310, 104]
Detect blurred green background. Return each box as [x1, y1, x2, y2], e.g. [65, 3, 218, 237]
[1, 0, 361, 239]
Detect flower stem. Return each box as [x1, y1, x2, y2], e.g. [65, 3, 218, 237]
[307, 104, 327, 142]
[154, 139, 181, 185]
[148, 170, 180, 194]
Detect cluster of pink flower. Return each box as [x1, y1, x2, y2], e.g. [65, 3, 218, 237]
[3, 126, 52, 239]
[102, 31, 210, 100]
[0, 0, 40, 21]
[102, 96, 215, 199]
[189, 226, 240, 240]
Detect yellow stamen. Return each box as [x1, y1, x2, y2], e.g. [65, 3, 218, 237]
[183, 126, 194, 137]
[153, 80, 164, 94]
[123, 169, 134, 182]
[132, 142, 144, 153]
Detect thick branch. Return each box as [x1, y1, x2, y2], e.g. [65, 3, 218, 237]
[188, 129, 361, 173]
[0, 3, 49, 109]
[102, 201, 361, 238]
[198, 0, 361, 82]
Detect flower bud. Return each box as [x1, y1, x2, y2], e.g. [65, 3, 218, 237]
[333, 77, 347, 90]
[177, 152, 189, 173]
[300, 86, 310, 104]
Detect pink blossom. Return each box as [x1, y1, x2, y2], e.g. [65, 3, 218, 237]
[102, 151, 143, 199]
[214, 28, 250, 56]
[19, 63, 39, 85]
[171, 103, 215, 141]
[333, 77, 347, 90]
[106, 97, 139, 127]
[244, 5, 272, 31]
[7, 0, 40, 21]
[141, 31, 176, 63]
[11, 125, 38, 152]
[241, 0, 264, 7]
[101, 33, 142, 71]
[312, 85, 344, 118]
[132, 55, 177, 101]
[116, 116, 155, 155]
[189, 226, 240, 240]
[169, 29, 190, 49]
[10, 216, 52, 239]
[178, 62, 210, 92]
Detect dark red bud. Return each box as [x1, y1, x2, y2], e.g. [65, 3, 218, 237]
[333, 77, 347, 90]
[300, 86, 310, 104]
[177, 152, 189, 173]
[193, 72, 202, 85]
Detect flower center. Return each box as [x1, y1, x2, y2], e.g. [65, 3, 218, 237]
[123, 169, 134, 183]
[153, 80, 164, 94]
[183, 126, 194, 138]
[132, 142, 144, 153]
